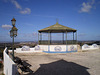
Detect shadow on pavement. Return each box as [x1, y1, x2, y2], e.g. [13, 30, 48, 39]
[25, 59, 90, 75]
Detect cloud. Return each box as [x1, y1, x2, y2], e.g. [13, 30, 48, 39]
[96, 35, 100, 38]
[78, 33, 86, 37]
[33, 32, 38, 36]
[3, 0, 8, 2]
[20, 8, 31, 14]
[22, 32, 38, 38]
[10, 0, 22, 9]
[3, 0, 31, 14]
[2, 24, 12, 30]
[79, 0, 95, 13]
[98, 1, 100, 4]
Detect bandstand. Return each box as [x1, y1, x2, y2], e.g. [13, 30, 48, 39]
[37, 22, 77, 53]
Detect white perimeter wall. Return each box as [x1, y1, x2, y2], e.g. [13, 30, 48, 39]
[14, 45, 78, 53]
[3, 48, 19, 75]
[39, 45, 78, 52]
[82, 44, 99, 50]
[15, 48, 42, 53]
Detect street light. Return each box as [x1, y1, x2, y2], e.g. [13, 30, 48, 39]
[10, 18, 18, 61]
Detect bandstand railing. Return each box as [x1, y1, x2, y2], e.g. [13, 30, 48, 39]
[39, 40, 77, 45]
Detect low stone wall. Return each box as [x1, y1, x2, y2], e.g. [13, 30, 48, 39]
[15, 45, 78, 53]
[15, 47, 42, 53]
[3, 48, 19, 75]
[39, 45, 78, 53]
[82, 44, 99, 50]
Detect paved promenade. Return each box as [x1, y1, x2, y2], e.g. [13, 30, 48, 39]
[15, 49, 100, 75]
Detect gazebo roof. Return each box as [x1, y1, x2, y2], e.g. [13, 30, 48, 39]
[38, 22, 77, 33]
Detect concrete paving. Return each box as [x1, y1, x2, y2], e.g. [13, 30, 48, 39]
[15, 49, 100, 75]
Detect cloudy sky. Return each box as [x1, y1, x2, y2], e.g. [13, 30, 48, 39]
[0, 0, 100, 42]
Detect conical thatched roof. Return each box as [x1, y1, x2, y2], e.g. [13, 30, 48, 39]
[38, 22, 77, 33]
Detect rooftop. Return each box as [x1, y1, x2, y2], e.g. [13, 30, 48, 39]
[38, 22, 77, 33]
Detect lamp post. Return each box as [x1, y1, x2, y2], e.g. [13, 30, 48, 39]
[10, 18, 18, 61]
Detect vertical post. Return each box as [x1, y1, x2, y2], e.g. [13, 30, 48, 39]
[39, 32, 41, 44]
[66, 31, 67, 51]
[10, 18, 17, 61]
[76, 31, 77, 44]
[40, 32, 42, 44]
[63, 32, 64, 44]
[38, 32, 39, 44]
[40, 32, 42, 40]
[73, 32, 74, 44]
[41, 32, 42, 44]
[50, 32, 51, 44]
[12, 32, 14, 61]
[48, 31, 50, 52]
[48, 31, 50, 45]
[66, 31, 67, 44]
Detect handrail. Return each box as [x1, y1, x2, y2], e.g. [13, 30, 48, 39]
[39, 40, 77, 45]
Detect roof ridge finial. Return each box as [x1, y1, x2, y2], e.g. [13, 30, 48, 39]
[56, 18, 59, 24]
